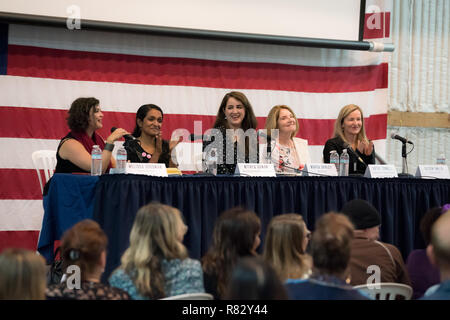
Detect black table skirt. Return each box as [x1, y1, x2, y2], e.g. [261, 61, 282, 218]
[93, 174, 450, 282]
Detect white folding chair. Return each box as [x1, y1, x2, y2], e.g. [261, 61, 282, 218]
[31, 150, 57, 194]
[160, 293, 214, 300]
[353, 283, 413, 300]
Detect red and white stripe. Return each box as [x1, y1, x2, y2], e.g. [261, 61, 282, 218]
[0, 9, 391, 252]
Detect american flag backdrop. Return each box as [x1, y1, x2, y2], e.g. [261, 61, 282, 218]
[0, 7, 391, 252]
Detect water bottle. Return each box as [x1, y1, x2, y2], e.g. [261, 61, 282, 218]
[91, 145, 102, 176]
[116, 146, 127, 173]
[329, 150, 340, 175]
[206, 148, 218, 175]
[436, 153, 446, 165]
[339, 149, 349, 176]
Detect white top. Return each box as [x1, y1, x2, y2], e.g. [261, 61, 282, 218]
[260, 137, 311, 173]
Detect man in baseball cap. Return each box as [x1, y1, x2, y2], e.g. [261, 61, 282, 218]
[341, 199, 411, 287]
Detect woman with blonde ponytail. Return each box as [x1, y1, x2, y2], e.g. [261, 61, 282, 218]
[109, 202, 204, 299]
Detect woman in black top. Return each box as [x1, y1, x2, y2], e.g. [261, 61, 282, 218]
[203, 91, 258, 175]
[124, 104, 179, 167]
[323, 104, 375, 175]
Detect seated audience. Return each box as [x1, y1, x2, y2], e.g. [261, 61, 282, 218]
[406, 207, 442, 299]
[263, 214, 312, 281]
[421, 207, 450, 300]
[202, 207, 261, 299]
[264, 105, 311, 173]
[55, 97, 129, 175]
[286, 212, 369, 300]
[341, 199, 411, 286]
[46, 219, 129, 300]
[225, 256, 288, 300]
[203, 91, 258, 174]
[323, 104, 375, 175]
[124, 104, 180, 167]
[0, 248, 46, 300]
[109, 202, 204, 299]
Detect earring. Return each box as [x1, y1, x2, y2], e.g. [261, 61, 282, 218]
[224, 116, 227, 120]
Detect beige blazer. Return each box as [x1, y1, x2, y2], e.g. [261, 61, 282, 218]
[259, 137, 311, 165]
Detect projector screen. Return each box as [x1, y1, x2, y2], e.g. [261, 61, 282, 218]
[0, 0, 365, 41]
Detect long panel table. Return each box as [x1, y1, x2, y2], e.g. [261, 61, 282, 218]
[38, 173, 450, 282]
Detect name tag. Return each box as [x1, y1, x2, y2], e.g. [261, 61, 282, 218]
[415, 165, 449, 179]
[125, 163, 168, 177]
[304, 163, 338, 176]
[364, 165, 398, 178]
[234, 163, 276, 177]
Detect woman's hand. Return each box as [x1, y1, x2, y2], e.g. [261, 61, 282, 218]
[169, 136, 183, 151]
[357, 140, 374, 156]
[106, 127, 131, 144]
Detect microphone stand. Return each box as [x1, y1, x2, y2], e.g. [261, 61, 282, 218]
[399, 142, 414, 178]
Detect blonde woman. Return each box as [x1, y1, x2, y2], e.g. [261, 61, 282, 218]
[263, 214, 312, 282]
[323, 104, 375, 174]
[264, 105, 311, 173]
[109, 202, 204, 299]
[0, 248, 46, 300]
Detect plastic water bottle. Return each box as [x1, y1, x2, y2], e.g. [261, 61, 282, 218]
[339, 149, 349, 176]
[437, 153, 446, 165]
[206, 148, 218, 175]
[330, 150, 340, 175]
[116, 146, 127, 173]
[91, 145, 102, 176]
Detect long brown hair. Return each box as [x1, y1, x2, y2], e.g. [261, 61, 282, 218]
[0, 248, 46, 300]
[263, 214, 311, 281]
[213, 91, 257, 131]
[202, 207, 261, 298]
[332, 104, 369, 145]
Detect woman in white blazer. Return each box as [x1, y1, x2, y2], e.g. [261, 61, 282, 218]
[264, 105, 311, 173]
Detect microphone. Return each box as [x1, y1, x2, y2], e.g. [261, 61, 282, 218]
[111, 127, 135, 141]
[189, 133, 204, 141]
[391, 133, 413, 144]
[343, 144, 367, 167]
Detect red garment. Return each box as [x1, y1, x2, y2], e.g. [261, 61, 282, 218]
[70, 130, 112, 171]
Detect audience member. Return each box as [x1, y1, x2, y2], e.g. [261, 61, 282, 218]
[264, 105, 311, 173]
[421, 209, 450, 300]
[286, 212, 369, 300]
[124, 104, 180, 167]
[323, 104, 375, 175]
[54, 97, 129, 175]
[109, 202, 204, 299]
[0, 248, 46, 300]
[341, 199, 411, 286]
[406, 207, 442, 299]
[263, 214, 312, 281]
[46, 219, 129, 300]
[225, 256, 288, 300]
[202, 207, 261, 299]
[203, 91, 258, 174]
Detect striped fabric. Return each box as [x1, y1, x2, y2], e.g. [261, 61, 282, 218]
[0, 7, 391, 251]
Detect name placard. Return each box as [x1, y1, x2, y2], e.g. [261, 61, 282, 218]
[364, 165, 398, 178]
[234, 163, 276, 177]
[415, 165, 449, 179]
[125, 163, 168, 177]
[304, 163, 338, 176]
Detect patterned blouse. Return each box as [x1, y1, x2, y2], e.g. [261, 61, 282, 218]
[109, 258, 205, 300]
[46, 281, 130, 300]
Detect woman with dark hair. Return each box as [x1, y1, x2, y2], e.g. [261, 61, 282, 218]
[55, 97, 129, 175]
[202, 207, 261, 299]
[46, 219, 129, 300]
[225, 256, 288, 300]
[406, 207, 443, 299]
[123, 104, 179, 167]
[203, 91, 258, 174]
[323, 104, 375, 175]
